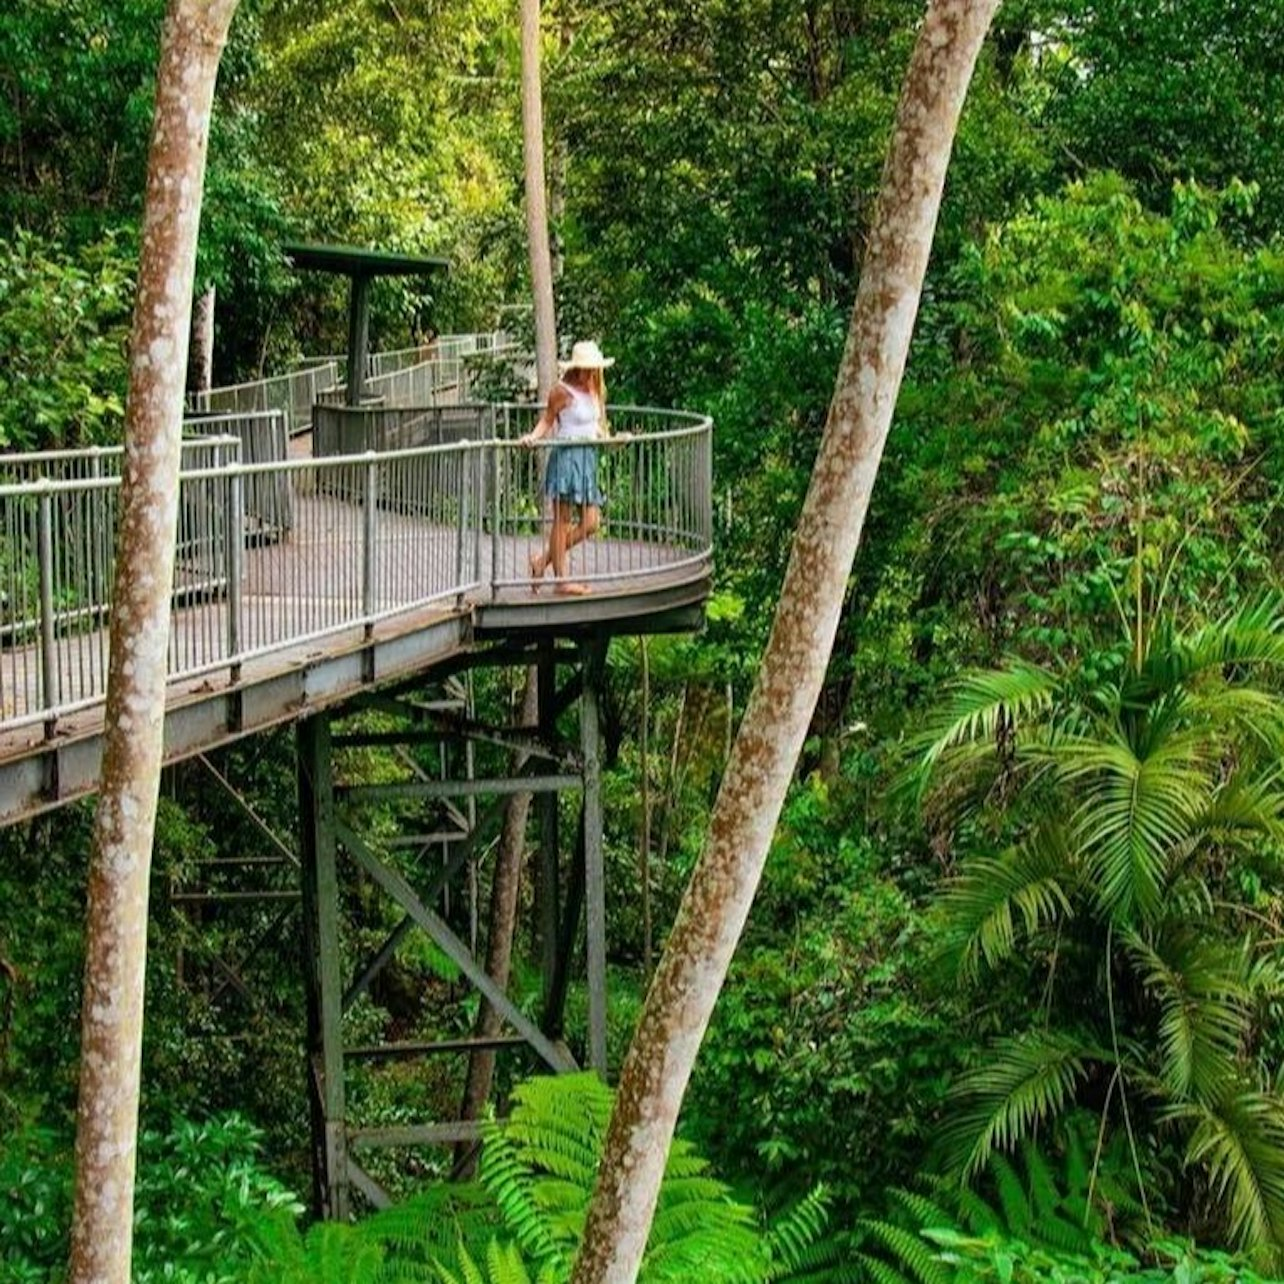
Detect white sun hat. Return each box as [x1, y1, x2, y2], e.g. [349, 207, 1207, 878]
[559, 339, 616, 371]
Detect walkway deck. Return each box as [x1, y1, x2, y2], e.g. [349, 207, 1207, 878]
[0, 410, 713, 824]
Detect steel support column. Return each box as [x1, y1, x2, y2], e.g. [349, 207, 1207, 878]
[298, 713, 349, 1220]
[537, 645, 561, 1019]
[580, 640, 608, 1077]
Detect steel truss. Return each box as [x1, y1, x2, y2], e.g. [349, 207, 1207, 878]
[297, 638, 609, 1217]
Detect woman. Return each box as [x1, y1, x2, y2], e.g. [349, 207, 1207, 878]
[520, 340, 614, 596]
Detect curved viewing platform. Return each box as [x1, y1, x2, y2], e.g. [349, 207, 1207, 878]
[0, 404, 713, 821]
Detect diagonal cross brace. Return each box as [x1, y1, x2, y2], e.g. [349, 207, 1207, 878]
[335, 818, 577, 1074]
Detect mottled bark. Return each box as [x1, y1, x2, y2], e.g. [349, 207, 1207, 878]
[459, 0, 560, 1152]
[69, 3, 238, 1281]
[187, 282, 215, 393]
[639, 639, 652, 975]
[521, 0, 558, 395]
[569, 3, 1000, 1280]
[455, 676, 540, 1175]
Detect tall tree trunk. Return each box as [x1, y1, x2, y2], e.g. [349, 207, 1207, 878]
[639, 639, 652, 974]
[521, 0, 558, 393]
[458, 0, 561, 1153]
[187, 282, 216, 394]
[569, 3, 1000, 1279]
[69, 3, 238, 1281]
[455, 677, 539, 1176]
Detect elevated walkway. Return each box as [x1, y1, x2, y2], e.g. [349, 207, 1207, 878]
[0, 404, 712, 824]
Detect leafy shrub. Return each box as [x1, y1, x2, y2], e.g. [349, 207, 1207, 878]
[0, 1114, 301, 1282]
[0, 228, 134, 450]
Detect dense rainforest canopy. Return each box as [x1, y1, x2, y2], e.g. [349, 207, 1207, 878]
[3, 0, 1284, 1280]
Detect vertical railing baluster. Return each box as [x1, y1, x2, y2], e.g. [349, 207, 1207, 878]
[489, 444, 501, 599]
[228, 460, 244, 682]
[455, 449, 468, 607]
[36, 484, 57, 737]
[363, 452, 378, 633]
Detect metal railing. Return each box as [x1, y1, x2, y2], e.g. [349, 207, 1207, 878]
[315, 344, 531, 408]
[289, 332, 513, 380]
[0, 408, 712, 735]
[187, 362, 341, 435]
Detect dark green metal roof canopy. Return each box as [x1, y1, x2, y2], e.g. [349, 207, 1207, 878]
[283, 241, 450, 405]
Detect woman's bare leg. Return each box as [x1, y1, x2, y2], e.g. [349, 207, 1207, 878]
[553, 500, 590, 595]
[564, 504, 601, 552]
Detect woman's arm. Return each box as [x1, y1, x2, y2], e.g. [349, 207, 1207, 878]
[521, 384, 569, 444]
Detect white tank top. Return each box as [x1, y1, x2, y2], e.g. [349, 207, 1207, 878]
[554, 382, 601, 441]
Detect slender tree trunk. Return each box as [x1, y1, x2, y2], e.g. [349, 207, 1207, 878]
[569, 3, 1000, 1279]
[458, 0, 561, 1150]
[455, 677, 539, 1175]
[69, 3, 238, 1281]
[521, 0, 558, 392]
[187, 282, 216, 394]
[549, 11, 572, 285]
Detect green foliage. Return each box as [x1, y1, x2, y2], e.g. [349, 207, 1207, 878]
[851, 1126, 1268, 1284]
[918, 601, 1284, 1265]
[245, 1073, 829, 1283]
[0, 1114, 301, 1283]
[687, 778, 961, 1215]
[0, 228, 133, 449]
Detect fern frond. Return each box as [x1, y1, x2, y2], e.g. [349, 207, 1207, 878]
[762, 1185, 831, 1281]
[856, 1221, 950, 1284]
[989, 1152, 1030, 1234]
[854, 1252, 914, 1284]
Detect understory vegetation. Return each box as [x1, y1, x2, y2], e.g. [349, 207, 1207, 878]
[4, 0, 1284, 1279]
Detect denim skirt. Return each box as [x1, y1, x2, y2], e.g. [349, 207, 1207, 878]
[544, 443, 605, 506]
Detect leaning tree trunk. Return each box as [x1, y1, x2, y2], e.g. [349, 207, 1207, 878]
[569, 2, 1000, 1279]
[69, 3, 238, 1281]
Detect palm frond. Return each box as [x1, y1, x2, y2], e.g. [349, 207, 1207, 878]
[908, 660, 1060, 796]
[1170, 1086, 1284, 1266]
[1121, 926, 1251, 1102]
[1185, 686, 1284, 756]
[1194, 770, 1284, 846]
[1133, 595, 1284, 695]
[934, 825, 1074, 982]
[940, 1031, 1105, 1180]
[1061, 728, 1207, 921]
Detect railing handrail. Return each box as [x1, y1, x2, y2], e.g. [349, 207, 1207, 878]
[0, 414, 710, 495]
[0, 434, 245, 468]
[188, 360, 340, 401]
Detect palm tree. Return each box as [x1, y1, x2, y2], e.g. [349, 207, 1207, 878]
[914, 597, 1284, 1267]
